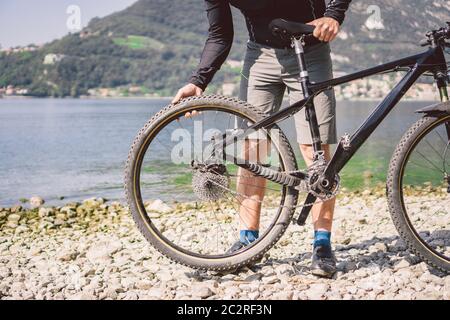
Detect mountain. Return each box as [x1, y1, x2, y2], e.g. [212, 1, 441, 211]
[0, 0, 449, 97]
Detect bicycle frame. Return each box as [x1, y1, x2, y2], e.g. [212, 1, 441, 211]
[225, 43, 448, 223]
[244, 44, 448, 176]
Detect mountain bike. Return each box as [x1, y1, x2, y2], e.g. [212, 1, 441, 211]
[125, 20, 450, 273]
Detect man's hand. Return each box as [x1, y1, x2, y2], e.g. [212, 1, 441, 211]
[307, 17, 340, 42]
[172, 83, 203, 104]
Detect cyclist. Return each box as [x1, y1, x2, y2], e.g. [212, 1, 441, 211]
[172, 0, 352, 278]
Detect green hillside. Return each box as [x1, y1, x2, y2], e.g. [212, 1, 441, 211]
[0, 0, 448, 97]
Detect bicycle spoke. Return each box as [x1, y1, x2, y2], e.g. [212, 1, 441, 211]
[399, 119, 450, 262]
[136, 105, 289, 258]
[414, 150, 445, 173]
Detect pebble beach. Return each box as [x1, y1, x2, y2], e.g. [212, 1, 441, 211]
[0, 190, 449, 300]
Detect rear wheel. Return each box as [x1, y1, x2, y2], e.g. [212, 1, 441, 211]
[125, 95, 299, 271]
[387, 114, 450, 273]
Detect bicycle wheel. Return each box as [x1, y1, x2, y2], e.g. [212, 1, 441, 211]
[387, 114, 450, 273]
[125, 95, 299, 271]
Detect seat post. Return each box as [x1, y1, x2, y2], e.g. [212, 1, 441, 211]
[292, 37, 311, 99]
[291, 36, 324, 158]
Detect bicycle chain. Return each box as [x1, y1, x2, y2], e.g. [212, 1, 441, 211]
[205, 176, 336, 223]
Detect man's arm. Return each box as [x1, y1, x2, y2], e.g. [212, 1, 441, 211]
[190, 0, 234, 90]
[308, 0, 352, 42]
[323, 0, 352, 25]
[172, 0, 233, 103]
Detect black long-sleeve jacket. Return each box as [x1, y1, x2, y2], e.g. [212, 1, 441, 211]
[190, 0, 352, 90]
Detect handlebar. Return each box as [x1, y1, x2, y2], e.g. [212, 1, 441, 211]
[420, 22, 450, 47]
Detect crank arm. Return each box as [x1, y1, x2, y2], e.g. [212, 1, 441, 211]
[296, 193, 317, 226]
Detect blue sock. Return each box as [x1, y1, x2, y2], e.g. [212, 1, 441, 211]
[240, 230, 259, 245]
[313, 230, 331, 248]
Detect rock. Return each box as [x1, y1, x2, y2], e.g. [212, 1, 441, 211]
[68, 292, 96, 300]
[358, 218, 368, 225]
[30, 196, 45, 208]
[5, 221, 18, 229]
[304, 284, 329, 300]
[83, 198, 104, 208]
[443, 277, 450, 300]
[55, 213, 67, 221]
[14, 226, 29, 235]
[244, 273, 263, 282]
[393, 259, 410, 271]
[147, 287, 165, 298]
[248, 291, 260, 300]
[123, 291, 139, 300]
[38, 208, 53, 218]
[135, 280, 153, 290]
[373, 242, 388, 253]
[346, 285, 358, 294]
[273, 291, 293, 300]
[10, 205, 22, 213]
[337, 261, 357, 272]
[262, 275, 279, 285]
[156, 271, 173, 282]
[58, 250, 79, 262]
[223, 286, 241, 298]
[142, 262, 160, 273]
[275, 264, 294, 276]
[7, 214, 21, 223]
[146, 200, 172, 214]
[341, 238, 352, 245]
[103, 287, 119, 299]
[193, 285, 214, 299]
[86, 241, 123, 264]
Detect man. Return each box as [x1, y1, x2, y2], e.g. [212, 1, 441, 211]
[172, 0, 352, 278]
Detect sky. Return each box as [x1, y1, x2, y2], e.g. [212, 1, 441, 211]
[0, 0, 137, 48]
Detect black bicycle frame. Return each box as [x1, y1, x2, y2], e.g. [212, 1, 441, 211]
[247, 45, 448, 180]
[219, 43, 448, 224]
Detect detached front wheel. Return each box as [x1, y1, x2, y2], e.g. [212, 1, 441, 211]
[125, 95, 299, 271]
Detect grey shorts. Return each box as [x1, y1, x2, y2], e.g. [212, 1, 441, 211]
[239, 40, 337, 145]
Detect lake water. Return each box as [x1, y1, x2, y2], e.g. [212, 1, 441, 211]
[0, 98, 435, 206]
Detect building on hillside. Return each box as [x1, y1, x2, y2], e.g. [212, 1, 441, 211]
[43, 54, 65, 65]
[5, 85, 15, 96]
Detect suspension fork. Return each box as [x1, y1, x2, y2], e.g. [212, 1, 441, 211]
[436, 71, 449, 102]
[435, 72, 450, 193]
[436, 72, 450, 140]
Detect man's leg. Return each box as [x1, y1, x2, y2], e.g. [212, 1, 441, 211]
[299, 144, 336, 232]
[281, 43, 338, 277]
[236, 139, 267, 232]
[230, 41, 285, 250]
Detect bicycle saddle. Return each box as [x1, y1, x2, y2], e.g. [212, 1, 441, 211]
[269, 19, 315, 39]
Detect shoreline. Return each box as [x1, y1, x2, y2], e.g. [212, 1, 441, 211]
[0, 95, 439, 103]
